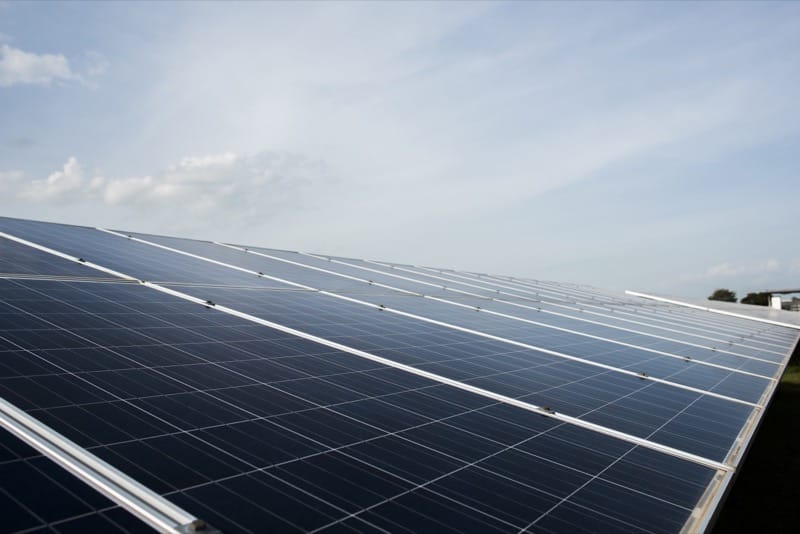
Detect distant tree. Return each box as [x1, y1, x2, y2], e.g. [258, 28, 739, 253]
[708, 288, 737, 302]
[740, 292, 770, 306]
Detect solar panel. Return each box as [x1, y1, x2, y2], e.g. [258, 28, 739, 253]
[0, 427, 151, 533]
[0, 216, 797, 533]
[0, 236, 119, 282]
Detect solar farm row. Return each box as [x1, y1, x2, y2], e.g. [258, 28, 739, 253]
[0, 217, 797, 533]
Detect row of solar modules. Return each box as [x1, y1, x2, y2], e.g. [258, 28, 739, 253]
[0, 216, 797, 533]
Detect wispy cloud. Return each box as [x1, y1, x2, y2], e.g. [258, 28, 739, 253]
[2, 2, 799, 295]
[20, 157, 88, 200]
[0, 42, 107, 87]
[682, 259, 782, 281]
[8, 151, 334, 235]
[0, 44, 74, 87]
[122, 3, 799, 233]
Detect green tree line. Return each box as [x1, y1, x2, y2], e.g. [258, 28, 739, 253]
[708, 288, 770, 306]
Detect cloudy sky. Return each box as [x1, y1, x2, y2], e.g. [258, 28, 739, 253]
[1, 1, 798, 298]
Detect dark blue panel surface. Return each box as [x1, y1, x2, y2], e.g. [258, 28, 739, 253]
[0, 276, 718, 533]
[169, 284, 753, 461]
[6, 218, 791, 533]
[0, 218, 282, 287]
[424, 267, 798, 354]
[131, 238, 774, 404]
[0, 235, 114, 279]
[310, 255, 790, 369]
[0, 428, 149, 533]
[124, 231, 409, 296]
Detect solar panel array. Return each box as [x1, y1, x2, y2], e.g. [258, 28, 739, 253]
[0, 216, 797, 534]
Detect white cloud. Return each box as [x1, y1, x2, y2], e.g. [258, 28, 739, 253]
[3, 4, 799, 296]
[118, 2, 799, 240]
[20, 157, 85, 200]
[0, 42, 106, 88]
[103, 175, 153, 205]
[12, 151, 331, 235]
[175, 152, 237, 171]
[0, 44, 74, 87]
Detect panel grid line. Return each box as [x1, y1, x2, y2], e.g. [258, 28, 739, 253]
[93, 230, 760, 408]
[372, 260, 787, 358]
[2, 228, 733, 472]
[484, 274, 795, 350]
[298, 251, 789, 360]
[429, 266, 795, 341]
[219, 244, 774, 381]
[6, 218, 795, 533]
[0, 278, 720, 534]
[2, 281, 703, 534]
[467, 271, 797, 348]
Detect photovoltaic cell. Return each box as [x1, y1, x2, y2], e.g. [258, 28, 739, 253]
[290, 251, 797, 367]
[326, 258, 789, 360]
[424, 267, 798, 350]
[0, 428, 150, 533]
[0, 218, 280, 288]
[123, 232, 410, 296]
[0, 277, 720, 533]
[148, 284, 752, 462]
[0, 217, 797, 534]
[173, 242, 782, 388]
[0, 236, 115, 280]
[346, 258, 788, 346]
[74, 236, 769, 418]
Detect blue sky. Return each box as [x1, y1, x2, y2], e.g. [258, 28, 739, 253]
[1, 1, 799, 298]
